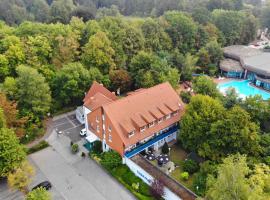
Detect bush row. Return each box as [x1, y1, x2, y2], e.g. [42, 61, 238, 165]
[27, 140, 49, 154]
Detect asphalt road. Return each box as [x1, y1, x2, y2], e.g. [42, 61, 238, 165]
[0, 112, 136, 200]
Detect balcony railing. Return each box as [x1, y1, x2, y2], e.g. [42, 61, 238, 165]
[124, 125, 178, 158]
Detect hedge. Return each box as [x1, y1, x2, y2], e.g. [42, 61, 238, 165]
[27, 140, 49, 154]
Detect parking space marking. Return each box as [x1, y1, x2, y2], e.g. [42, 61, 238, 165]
[55, 122, 74, 132]
[66, 115, 77, 127]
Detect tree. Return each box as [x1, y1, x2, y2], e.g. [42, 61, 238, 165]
[141, 18, 172, 52]
[261, 4, 270, 28]
[82, 31, 115, 74]
[0, 127, 26, 177]
[206, 154, 251, 200]
[212, 10, 256, 45]
[2, 77, 17, 100]
[8, 161, 35, 194]
[25, 36, 52, 67]
[16, 65, 51, 117]
[163, 11, 198, 54]
[161, 142, 169, 154]
[0, 93, 26, 138]
[222, 87, 241, 109]
[122, 25, 145, 64]
[26, 187, 51, 200]
[52, 62, 92, 106]
[180, 53, 197, 81]
[24, 0, 50, 22]
[50, 0, 75, 23]
[0, 54, 9, 81]
[209, 106, 261, 159]
[149, 179, 165, 200]
[109, 69, 132, 94]
[193, 76, 221, 98]
[241, 95, 270, 131]
[206, 154, 270, 200]
[179, 95, 226, 156]
[96, 5, 121, 19]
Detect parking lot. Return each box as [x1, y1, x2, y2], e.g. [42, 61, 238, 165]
[53, 112, 84, 142]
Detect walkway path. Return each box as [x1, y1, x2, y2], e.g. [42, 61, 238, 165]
[131, 154, 197, 200]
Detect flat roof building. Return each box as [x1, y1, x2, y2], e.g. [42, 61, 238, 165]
[220, 45, 270, 90]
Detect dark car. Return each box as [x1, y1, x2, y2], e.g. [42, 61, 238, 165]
[32, 181, 52, 191]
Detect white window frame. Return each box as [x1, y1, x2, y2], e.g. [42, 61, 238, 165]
[149, 121, 154, 127]
[129, 130, 135, 137]
[108, 126, 112, 132]
[140, 126, 146, 132]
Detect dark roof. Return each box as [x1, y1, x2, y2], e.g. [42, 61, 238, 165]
[220, 58, 243, 72]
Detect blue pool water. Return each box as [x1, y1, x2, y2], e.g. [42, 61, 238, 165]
[218, 80, 270, 100]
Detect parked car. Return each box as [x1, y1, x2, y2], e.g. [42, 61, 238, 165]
[80, 128, 86, 136]
[32, 181, 52, 191]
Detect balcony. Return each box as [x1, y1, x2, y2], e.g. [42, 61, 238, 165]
[124, 125, 178, 158]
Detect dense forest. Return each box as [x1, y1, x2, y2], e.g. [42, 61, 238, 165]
[1, 0, 269, 143]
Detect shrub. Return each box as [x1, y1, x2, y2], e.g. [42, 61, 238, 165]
[192, 172, 207, 196]
[132, 182, 140, 191]
[161, 142, 169, 154]
[264, 156, 270, 165]
[149, 179, 165, 200]
[181, 172, 189, 180]
[100, 151, 122, 170]
[92, 140, 102, 154]
[71, 144, 79, 153]
[180, 91, 191, 104]
[183, 159, 199, 174]
[27, 140, 49, 154]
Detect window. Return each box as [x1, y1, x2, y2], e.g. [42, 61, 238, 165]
[172, 111, 178, 116]
[140, 126, 146, 132]
[149, 121, 154, 127]
[96, 116, 99, 123]
[96, 125, 100, 132]
[109, 134, 112, 142]
[158, 118, 163, 123]
[108, 126, 112, 132]
[129, 130, 135, 137]
[166, 114, 171, 120]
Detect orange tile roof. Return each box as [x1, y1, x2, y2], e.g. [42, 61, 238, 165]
[103, 82, 182, 146]
[83, 81, 117, 110]
[84, 92, 113, 110]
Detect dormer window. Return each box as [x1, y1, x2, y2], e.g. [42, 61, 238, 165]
[149, 122, 154, 127]
[158, 118, 163, 123]
[129, 130, 135, 137]
[173, 111, 178, 116]
[140, 126, 146, 132]
[96, 125, 100, 132]
[96, 116, 99, 123]
[108, 126, 112, 132]
[166, 114, 171, 120]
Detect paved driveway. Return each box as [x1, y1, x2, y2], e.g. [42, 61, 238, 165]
[53, 112, 84, 143]
[29, 143, 136, 200]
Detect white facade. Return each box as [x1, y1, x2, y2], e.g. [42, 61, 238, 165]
[75, 106, 85, 124]
[125, 158, 182, 200]
[83, 106, 91, 136]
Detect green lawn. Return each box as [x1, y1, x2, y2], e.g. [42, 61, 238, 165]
[169, 145, 194, 190]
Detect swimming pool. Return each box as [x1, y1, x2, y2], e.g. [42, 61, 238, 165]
[218, 80, 270, 100]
